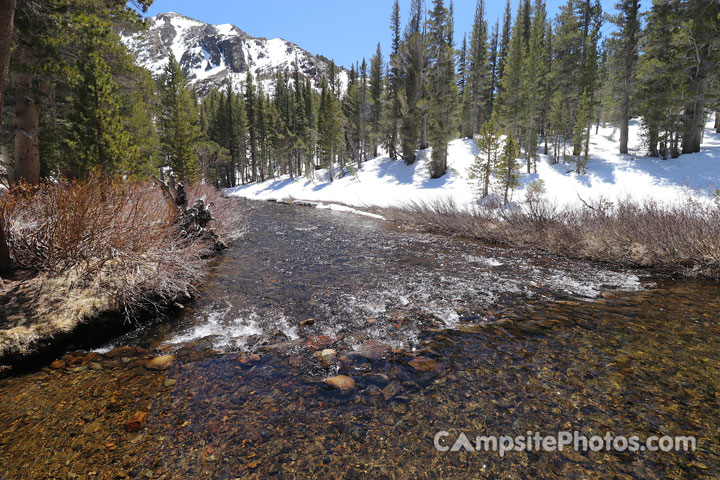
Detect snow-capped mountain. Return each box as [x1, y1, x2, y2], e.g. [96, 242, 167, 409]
[122, 12, 347, 95]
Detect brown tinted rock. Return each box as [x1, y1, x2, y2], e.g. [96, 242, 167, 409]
[408, 356, 439, 372]
[325, 375, 355, 394]
[126, 411, 148, 432]
[144, 355, 175, 371]
[238, 354, 261, 365]
[355, 340, 390, 360]
[299, 318, 315, 326]
[50, 359, 65, 369]
[105, 346, 148, 358]
[305, 335, 333, 350]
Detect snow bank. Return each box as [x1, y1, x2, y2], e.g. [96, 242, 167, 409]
[226, 119, 720, 210]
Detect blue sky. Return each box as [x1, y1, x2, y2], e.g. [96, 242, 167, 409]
[143, 0, 628, 69]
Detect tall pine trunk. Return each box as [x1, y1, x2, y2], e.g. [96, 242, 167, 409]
[0, 0, 15, 275]
[681, 77, 706, 154]
[0, 0, 14, 124]
[390, 119, 398, 160]
[619, 92, 629, 154]
[13, 73, 48, 185]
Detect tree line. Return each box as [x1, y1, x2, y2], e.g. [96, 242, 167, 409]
[0, 0, 718, 191]
[200, 0, 720, 191]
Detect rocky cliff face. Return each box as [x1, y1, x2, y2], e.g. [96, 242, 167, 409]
[122, 12, 346, 95]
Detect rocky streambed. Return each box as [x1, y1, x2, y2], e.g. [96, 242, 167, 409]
[1, 199, 718, 479]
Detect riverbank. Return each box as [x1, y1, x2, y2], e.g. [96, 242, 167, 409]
[383, 197, 720, 280]
[0, 179, 243, 372]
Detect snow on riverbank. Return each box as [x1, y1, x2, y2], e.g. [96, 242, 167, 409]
[225, 119, 720, 210]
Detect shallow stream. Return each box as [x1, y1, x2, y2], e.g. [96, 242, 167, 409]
[1, 200, 718, 479]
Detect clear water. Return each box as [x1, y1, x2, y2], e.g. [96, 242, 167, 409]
[1, 200, 718, 479]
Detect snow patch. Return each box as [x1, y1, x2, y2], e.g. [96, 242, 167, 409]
[226, 119, 720, 210]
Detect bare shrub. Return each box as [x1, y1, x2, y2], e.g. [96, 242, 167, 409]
[386, 197, 720, 278]
[0, 176, 242, 319]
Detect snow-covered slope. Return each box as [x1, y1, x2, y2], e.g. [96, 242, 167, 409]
[225, 119, 720, 211]
[122, 12, 347, 95]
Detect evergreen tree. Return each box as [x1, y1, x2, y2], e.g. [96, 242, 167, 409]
[498, 1, 529, 134]
[342, 65, 363, 169]
[462, 0, 490, 138]
[369, 43, 384, 157]
[318, 78, 344, 181]
[609, 0, 640, 154]
[388, 0, 402, 159]
[493, 132, 521, 205]
[360, 58, 370, 161]
[487, 21, 500, 114]
[458, 34, 467, 119]
[678, 0, 720, 153]
[469, 112, 502, 199]
[64, 15, 135, 177]
[426, 0, 458, 178]
[157, 53, 201, 182]
[520, 0, 549, 173]
[399, 0, 426, 165]
[245, 71, 259, 181]
[551, 0, 602, 167]
[496, 0, 513, 92]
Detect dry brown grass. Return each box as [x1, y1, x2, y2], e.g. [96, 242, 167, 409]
[386, 197, 720, 278]
[0, 176, 244, 359]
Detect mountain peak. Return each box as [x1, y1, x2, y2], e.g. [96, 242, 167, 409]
[123, 12, 346, 96]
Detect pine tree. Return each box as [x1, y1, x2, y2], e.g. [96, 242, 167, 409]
[679, 1, 720, 153]
[318, 78, 344, 181]
[496, 0, 513, 92]
[551, 0, 602, 165]
[462, 0, 490, 138]
[469, 112, 502, 199]
[9, 0, 152, 183]
[388, 0, 402, 159]
[609, 0, 640, 154]
[498, 1, 529, 134]
[520, 0, 549, 173]
[426, 0, 457, 178]
[457, 34, 467, 126]
[493, 132, 521, 205]
[157, 53, 201, 182]
[342, 65, 363, 169]
[399, 0, 426, 165]
[64, 15, 135, 178]
[369, 43, 384, 157]
[487, 21, 499, 114]
[245, 71, 259, 181]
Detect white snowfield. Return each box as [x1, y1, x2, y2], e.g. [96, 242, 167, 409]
[225, 119, 720, 213]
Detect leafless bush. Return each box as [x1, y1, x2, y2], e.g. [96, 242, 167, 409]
[0, 176, 242, 319]
[387, 196, 720, 278]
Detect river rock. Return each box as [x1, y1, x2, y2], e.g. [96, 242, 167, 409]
[325, 375, 355, 394]
[355, 340, 390, 360]
[144, 355, 175, 371]
[238, 354, 261, 365]
[126, 411, 148, 432]
[50, 359, 65, 369]
[408, 356, 439, 372]
[104, 345, 148, 358]
[305, 335, 333, 350]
